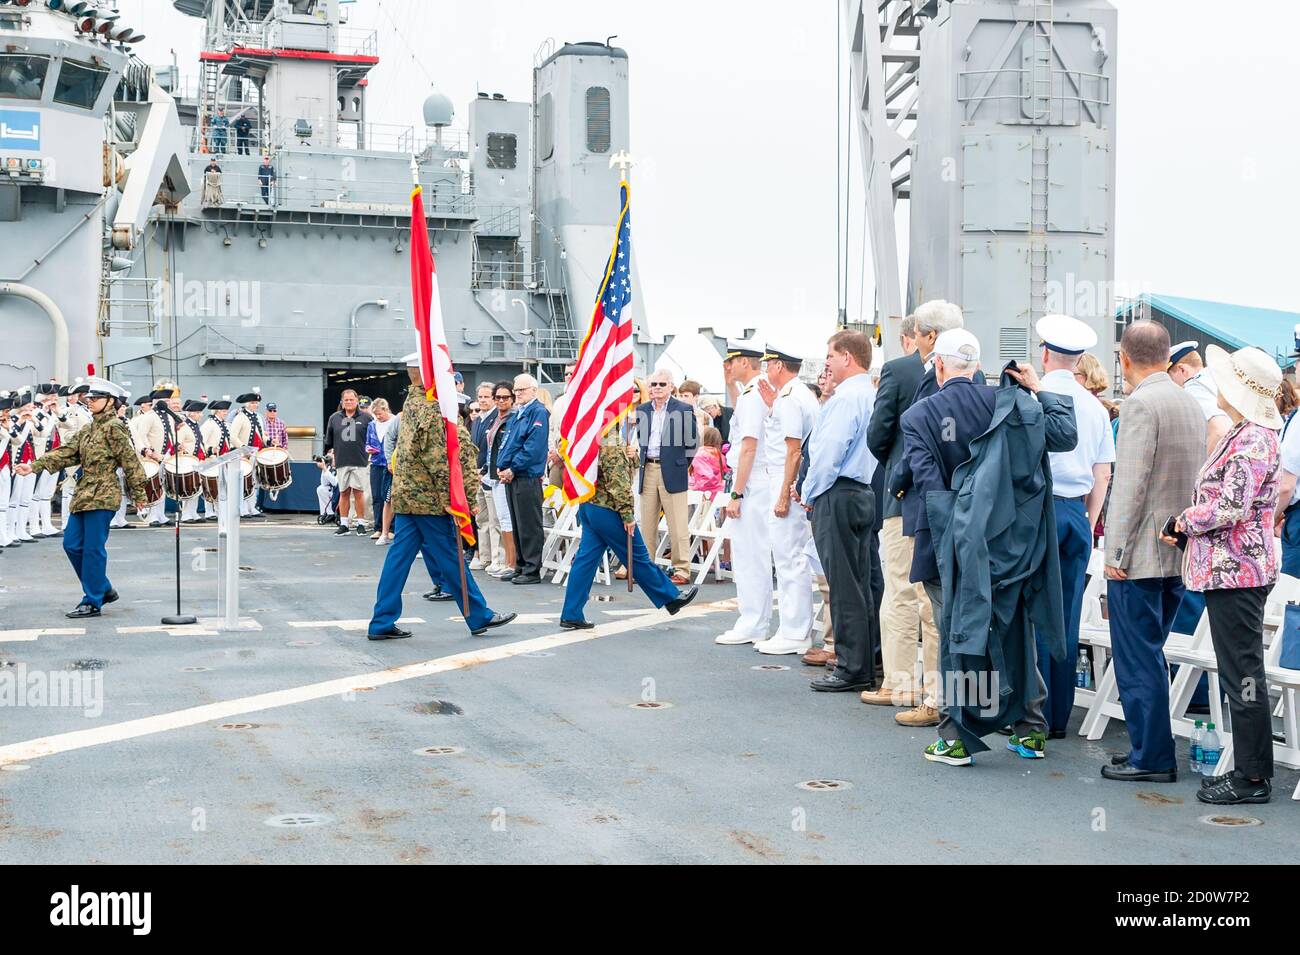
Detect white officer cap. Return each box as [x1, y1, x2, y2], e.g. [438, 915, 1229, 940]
[1169, 340, 1199, 366]
[762, 338, 809, 365]
[723, 337, 766, 360]
[85, 376, 128, 400]
[932, 328, 981, 363]
[1036, 314, 1098, 355]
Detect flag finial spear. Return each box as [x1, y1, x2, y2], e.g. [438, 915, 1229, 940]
[608, 150, 634, 183]
[410, 155, 420, 187]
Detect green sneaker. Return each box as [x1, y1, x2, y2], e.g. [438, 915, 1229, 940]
[924, 738, 973, 766]
[1007, 731, 1047, 759]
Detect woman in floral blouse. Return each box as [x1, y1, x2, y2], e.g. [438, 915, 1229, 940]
[1166, 345, 1282, 806]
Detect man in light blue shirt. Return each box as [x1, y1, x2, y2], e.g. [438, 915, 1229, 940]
[804, 330, 881, 694]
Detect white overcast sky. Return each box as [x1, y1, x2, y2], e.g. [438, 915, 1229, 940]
[124, 0, 1300, 387]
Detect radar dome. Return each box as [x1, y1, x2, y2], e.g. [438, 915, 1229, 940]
[423, 92, 455, 128]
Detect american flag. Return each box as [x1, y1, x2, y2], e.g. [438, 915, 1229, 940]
[558, 182, 636, 503]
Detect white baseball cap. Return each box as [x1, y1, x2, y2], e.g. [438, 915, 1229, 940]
[932, 328, 981, 363]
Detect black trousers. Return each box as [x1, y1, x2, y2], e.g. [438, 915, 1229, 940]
[812, 478, 878, 686]
[505, 476, 544, 577]
[1203, 586, 1273, 779]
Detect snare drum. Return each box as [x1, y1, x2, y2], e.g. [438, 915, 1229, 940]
[200, 458, 255, 503]
[138, 460, 163, 513]
[255, 447, 293, 500]
[200, 460, 222, 505]
[162, 454, 203, 502]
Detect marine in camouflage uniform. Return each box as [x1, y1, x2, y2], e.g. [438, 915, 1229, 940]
[18, 381, 149, 618]
[559, 431, 697, 628]
[369, 378, 511, 638]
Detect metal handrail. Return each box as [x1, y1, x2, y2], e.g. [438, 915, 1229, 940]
[957, 67, 1110, 107]
[191, 165, 478, 216]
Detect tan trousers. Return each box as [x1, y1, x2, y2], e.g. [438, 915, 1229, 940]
[816, 572, 834, 650]
[880, 516, 940, 705]
[639, 462, 690, 574]
[478, 482, 503, 567]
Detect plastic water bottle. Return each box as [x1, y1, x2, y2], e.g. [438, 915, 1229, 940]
[1190, 720, 1204, 774]
[1200, 722, 1221, 777]
[1075, 649, 1091, 689]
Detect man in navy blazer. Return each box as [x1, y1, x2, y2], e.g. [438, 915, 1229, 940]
[496, 374, 550, 583]
[633, 370, 699, 583]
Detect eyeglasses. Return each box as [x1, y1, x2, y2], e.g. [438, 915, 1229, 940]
[648, 382, 670, 388]
[494, 395, 512, 401]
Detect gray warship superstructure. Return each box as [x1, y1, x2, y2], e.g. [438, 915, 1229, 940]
[846, 0, 1118, 368]
[3, 0, 651, 444]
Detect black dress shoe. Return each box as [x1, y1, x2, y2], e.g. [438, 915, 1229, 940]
[423, 588, 454, 602]
[1100, 761, 1177, 783]
[665, 586, 698, 616]
[1110, 752, 1131, 765]
[810, 674, 874, 693]
[1049, 729, 1067, 740]
[510, 574, 541, 585]
[102, 589, 120, 605]
[470, 611, 517, 636]
[368, 626, 412, 640]
[66, 603, 101, 619]
[560, 619, 594, 630]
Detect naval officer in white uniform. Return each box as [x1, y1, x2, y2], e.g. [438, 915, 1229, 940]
[714, 339, 776, 646]
[1168, 340, 1231, 457]
[752, 341, 821, 655]
[1030, 314, 1116, 742]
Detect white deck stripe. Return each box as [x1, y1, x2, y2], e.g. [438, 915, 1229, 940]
[0, 628, 85, 644]
[0, 601, 727, 766]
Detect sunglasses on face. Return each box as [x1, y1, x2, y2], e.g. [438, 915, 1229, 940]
[494, 395, 512, 401]
[648, 382, 669, 388]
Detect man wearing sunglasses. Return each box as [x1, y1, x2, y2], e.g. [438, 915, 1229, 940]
[633, 371, 698, 585]
[495, 374, 549, 583]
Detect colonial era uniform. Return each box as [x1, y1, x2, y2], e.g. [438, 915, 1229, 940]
[179, 402, 206, 523]
[230, 392, 265, 516]
[28, 381, 149, 616]
[28, 390, 63, 538]
[56, 391, 94, 532]
[7, 394, 38, 543]
[200, 402, 236, 534]
[560, 438, 684, 625]
[0, 396, 17, 548]
[368, 383, 498, 636]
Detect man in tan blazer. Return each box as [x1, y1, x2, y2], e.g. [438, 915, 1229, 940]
[1101, 320, 1205, 784]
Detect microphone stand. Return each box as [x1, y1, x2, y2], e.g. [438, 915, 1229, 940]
[160, 409, 196, 626]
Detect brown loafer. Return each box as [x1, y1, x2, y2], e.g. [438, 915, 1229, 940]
[669, 571, 691, 586]
[895, 704, 940, 727]
[859, 687, 901, 706]
[801, 647, 833, 667]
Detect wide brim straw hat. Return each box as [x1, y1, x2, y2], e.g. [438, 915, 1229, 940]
[1205, 344, 1283, 430]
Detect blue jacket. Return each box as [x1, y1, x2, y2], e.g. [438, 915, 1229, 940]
[924, 375, 1077, 752]
[633, 397, 698, 494]
[471, 407, 498, 472]
[890, 363, 987, 534]
[496, 399, 549, 478]
[897, 377, 998, 583]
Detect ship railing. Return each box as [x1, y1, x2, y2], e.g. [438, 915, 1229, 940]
[473, 205, 521, 237]
[201, 323, 535, 365]
[260, 117, 469, 155]
[191, 164, 477, 216]
[336, 26, 379, 59]
[472, 260, 532, 291]
[957, 67, 1110, 118]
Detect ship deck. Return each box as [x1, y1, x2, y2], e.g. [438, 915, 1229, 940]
[0, 518, 1294, 864]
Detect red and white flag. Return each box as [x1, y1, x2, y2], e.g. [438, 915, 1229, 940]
[410, 183, 474, 545]
[558, 182, 636, 503]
